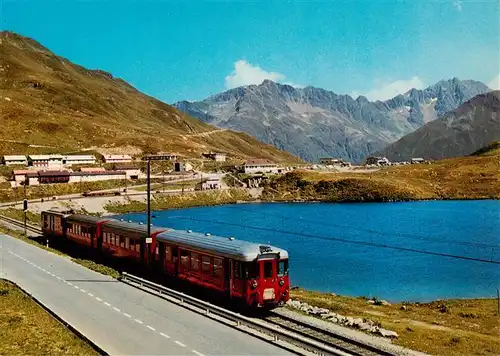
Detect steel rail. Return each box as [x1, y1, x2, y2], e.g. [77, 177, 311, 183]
[121, 272, 365, 356]
[0, 214, 42, 234]
[264, 313, 395, 356]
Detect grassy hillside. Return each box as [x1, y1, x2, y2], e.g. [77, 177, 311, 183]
[263, 143, 500, 201]
[0, 31, 300, 163]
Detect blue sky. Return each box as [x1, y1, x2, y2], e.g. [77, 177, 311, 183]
[2, 0, 499, 102]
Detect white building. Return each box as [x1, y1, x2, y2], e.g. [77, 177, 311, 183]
[103, 154, 133, 164]
[112, 164, 142, 179]
[69, 171, 127, 183]
[2, 155, 28, 166]
[243, 159, 278, 174]
[204, 152, 227, 162]
[28, 154, 64, 170]
[63, 155, 96, 166]
[197, 178, 222, 190]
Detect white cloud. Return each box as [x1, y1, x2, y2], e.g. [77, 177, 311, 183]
[224, 60, 301, 89]
[453, 1, 462, 11]
[487, 74, 500, 90]
[351, 76, 425, 101]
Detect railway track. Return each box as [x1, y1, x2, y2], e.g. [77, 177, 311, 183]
[0, 214, 42, 234]
[264, 312, 395, 356]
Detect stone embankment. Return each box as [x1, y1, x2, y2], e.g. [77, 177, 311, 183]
[286, 299, 399, 339]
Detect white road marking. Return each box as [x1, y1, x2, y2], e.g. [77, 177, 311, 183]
[88, 293, 94, 297]
[123, 312, 131, 318]
[146, 325, 156, 331]
[67, 282, 73, 286]
[80, 289, 86, 293]
[113, 307, 120, 312]
[175, 341, 186, 347]
[104, 302, 111, 307]
[192, 350, 204, 356]
[160, 332, 170, 339]
[134, 319, 143, 324]
[95, 297, 102, 302]
[74, 285, 80, 290]
[56, 276, 62, 280]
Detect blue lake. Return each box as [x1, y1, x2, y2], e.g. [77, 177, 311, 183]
[117, 200, 500, 302]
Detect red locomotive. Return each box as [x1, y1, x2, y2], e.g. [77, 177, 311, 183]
[41, 209, 290, 308]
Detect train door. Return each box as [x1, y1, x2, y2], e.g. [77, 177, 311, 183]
[230, 260, 245, 298]
[259, 258, 277, 302]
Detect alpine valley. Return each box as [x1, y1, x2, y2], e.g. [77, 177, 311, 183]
[174, 79, 491, 162]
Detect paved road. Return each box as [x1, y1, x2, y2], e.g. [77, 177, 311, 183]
[0, 234, 290, 355]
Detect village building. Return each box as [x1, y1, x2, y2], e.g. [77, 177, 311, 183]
[411, 157, 426, 164]
[69, 170, 127, 183]
[156, 153, 178, 161]
[79, 167, 106, 173]
[174, 162, 193, 173]
[319, 158, 343, 165]
[103, 154, 133, 164]
[37, 170, 71, 184]
[28, 154, 64, 170]
[365, 156, 390, 166]
[203, 152, 227, 162]
[63, 155, 96, 166]
[2, 155, 28, 166]
[243, 159, 278, 174]
[11, 170, 37, 185]
[112, 163, 142, 179]
[196, 178, 222, 190]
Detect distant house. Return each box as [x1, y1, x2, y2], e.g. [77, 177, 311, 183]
[112, 163, 142, 179]
[156, 153, 178, 161]
[319, 158, 350, 166]
[243, 159, 278, 174]
[28, 155, 64, 170]
[37, 170, 71, 184]
[365, 156, 390, 166]
[69, 170, 127, 183]
[174, 162, 193, 173]
[79, 167, 106, 173]
[63, 155, 96, 166]
[12, 170, 37, 184]
[103, 154, 133, 164]
[196, 178, 222, 190]
[2, 155, 28, 166]
[411, 158, 426, 164]
[203, 152, 227, 162]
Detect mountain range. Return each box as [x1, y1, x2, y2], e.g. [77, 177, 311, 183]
[377, 91, 500, 161]
[0, 31, 299, 162]
[174, 78, 491, 162]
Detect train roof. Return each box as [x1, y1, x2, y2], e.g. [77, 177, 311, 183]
[156, 229, 289, 262]
[102, 219, 166, 236]
[67, 214, 107, 225]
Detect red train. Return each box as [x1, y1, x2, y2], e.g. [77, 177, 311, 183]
[41, 209, 290, 308]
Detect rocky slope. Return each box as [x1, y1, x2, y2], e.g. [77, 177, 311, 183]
[0, 31, 299, 162]
[377, 91, 500, 161]
[174, 79, 490, 162]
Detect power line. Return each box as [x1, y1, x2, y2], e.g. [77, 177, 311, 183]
[169, 216, 500, 265]
[231, 205, 500, 250]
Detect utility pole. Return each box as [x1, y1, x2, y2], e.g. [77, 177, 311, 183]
[23, 174, 28, 237]
[141, 154, 170, 261]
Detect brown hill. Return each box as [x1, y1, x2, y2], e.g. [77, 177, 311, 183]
[0, 31, 300, 162]
[377, 91, 500, 161]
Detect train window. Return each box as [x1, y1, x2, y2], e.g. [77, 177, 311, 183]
[180, 250, 189, 268]
[234, 261, 241, 279]
[264, 261, 273, 278]
[67, 223, 73, 231]
[202, 255, 211, 273]
[213, 258, 223, 278]
[190, 253, 200, 271]
[43, 215, 49, 228]
[278, 260, 289, 276]
[125, 237, 130, 249]
[135, 242, 140, 252]
[165, 246, 172, 262]
[243, 263, 258, 279]
[119, 236, 124, 248]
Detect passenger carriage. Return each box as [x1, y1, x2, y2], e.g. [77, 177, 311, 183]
[155, 229, 290, 308]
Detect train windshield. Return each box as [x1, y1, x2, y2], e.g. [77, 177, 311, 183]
[243, 262, 259, 279]
[278, 259, 289, 276]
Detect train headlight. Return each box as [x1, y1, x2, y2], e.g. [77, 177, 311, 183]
[251, 280, 258, 289]
[279, 279, 284, 286]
